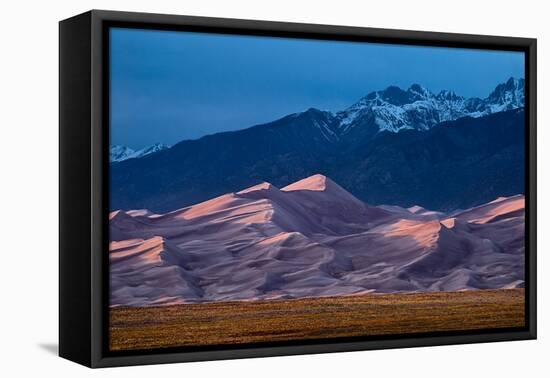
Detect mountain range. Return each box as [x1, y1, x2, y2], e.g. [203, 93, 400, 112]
[110, 174, 524, 307]
[110, 143, 170, 163]
[335, 77, 524, 135]
[110, 78, 525, 213]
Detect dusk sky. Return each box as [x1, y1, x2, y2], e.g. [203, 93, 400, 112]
[110, 27, 524, 149]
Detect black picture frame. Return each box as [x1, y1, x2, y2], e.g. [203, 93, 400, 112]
[59, 9, 537, 368]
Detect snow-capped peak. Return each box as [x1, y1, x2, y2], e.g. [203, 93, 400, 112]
[109, 145, 135, 163]
[485, 77, 525, 113]
[436, 90, 461, 101]
[110, 143, 170, 163]
[335, 77, 524, 135]
[134, 143, 170, 157]
[407, 83, 432, 100]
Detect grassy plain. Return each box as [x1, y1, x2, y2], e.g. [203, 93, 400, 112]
[110, 289, 525, 351]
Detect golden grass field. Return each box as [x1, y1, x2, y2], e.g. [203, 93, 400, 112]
[110, 289, 525, 351]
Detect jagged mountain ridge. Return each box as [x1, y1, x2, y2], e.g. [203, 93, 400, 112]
[332, 77, 524, 135]
[263, 77, 525, 141]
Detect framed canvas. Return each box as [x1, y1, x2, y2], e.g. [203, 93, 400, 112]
[59, 10, 537, 368]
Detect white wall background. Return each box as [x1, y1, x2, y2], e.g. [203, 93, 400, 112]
[0, 0, 546, 375]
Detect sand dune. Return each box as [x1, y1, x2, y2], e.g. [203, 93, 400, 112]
[110, 174, 525, 306]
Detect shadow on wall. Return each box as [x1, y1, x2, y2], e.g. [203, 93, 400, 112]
[37, 343, 58, 356]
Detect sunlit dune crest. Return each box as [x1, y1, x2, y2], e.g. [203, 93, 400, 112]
[237, 182, 276, 194]
[440, 218, 456, 228]
[282, 174, 331, 192]
[109, 210, 124, 220]
[382, 219, 442, 247]
[407, 205, 425, 214]
[126, 209, 155, 217]
[175, 194, 241, 220]
[110, 236, 165, 265]
[451, 195, 524, 224]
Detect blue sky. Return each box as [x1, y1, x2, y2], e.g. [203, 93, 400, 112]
[110, 28, 524, 149]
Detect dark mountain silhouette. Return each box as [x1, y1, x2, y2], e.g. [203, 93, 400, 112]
[110, 107, 524, 212]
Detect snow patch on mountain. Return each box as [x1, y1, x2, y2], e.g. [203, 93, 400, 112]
[110, 143, 170, 163]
